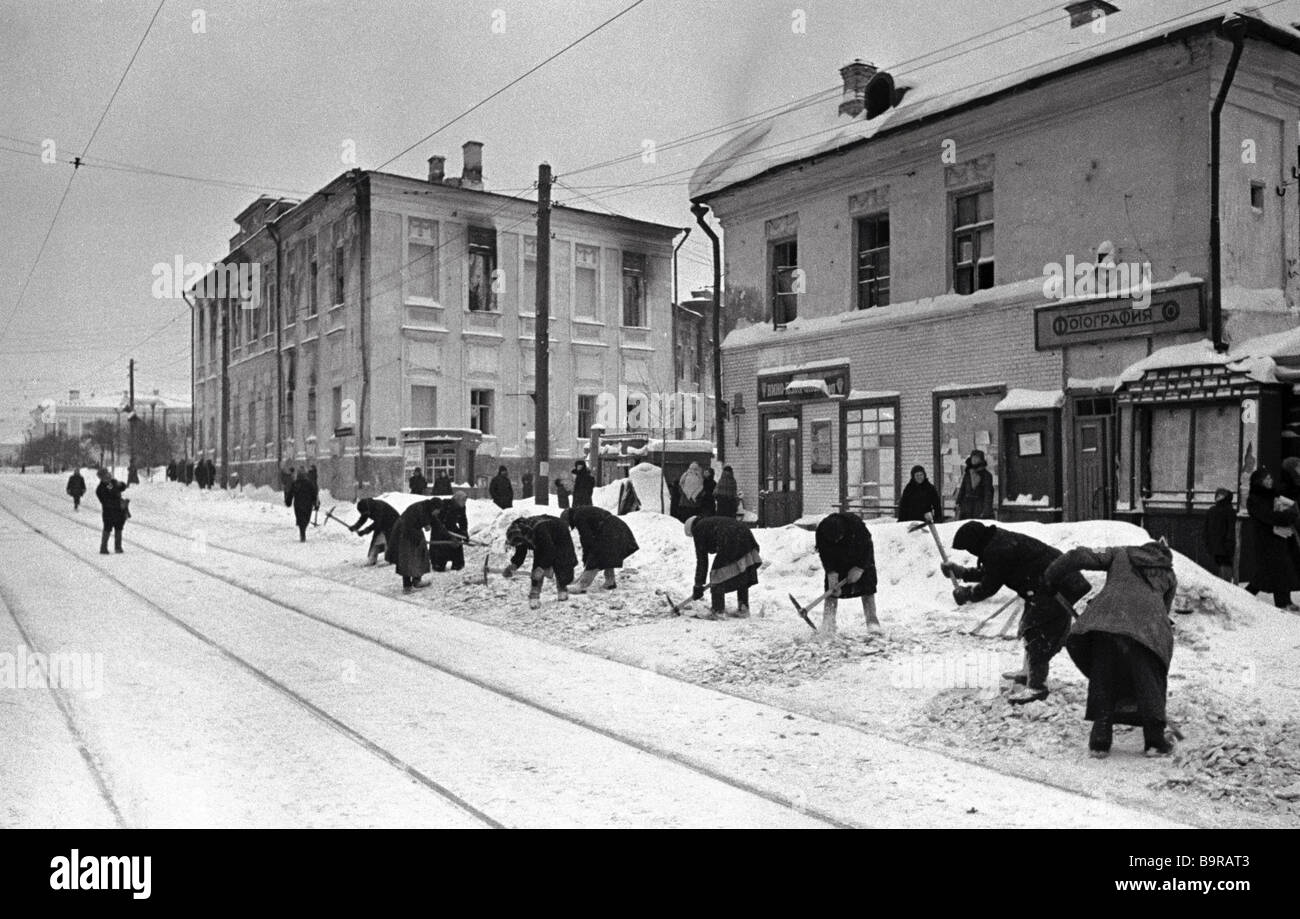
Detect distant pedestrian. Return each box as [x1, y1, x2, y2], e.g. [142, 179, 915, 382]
[166, 461, 177, 482]
[571, 460, 595, 507]
[127, 462, 140, 485]
[504, 515, 577, 609]
[431, 491, 469, 572]
[521, 471, 534, 500]
[409, 468, 428, 496]
[95, 468, 129, 555]
[686, 514, 761, 619]
[350, 497, 399, 566]
[1203, 487, 1236, 582]
[432, 473, 453, 496]
[814, 511, 881, 637]
[289, 470, 318, 542]
[898, 464, 942, 523]
[308, 465, 318, 489]
[489, 465, 514, 509]
[66, 469, 86, 511]
[183, 460, 194, 485]
[678, 462, 704, 519]
[1045, 541, 1177, 758]
[555, 476, 571, 510]
[956, 450, 994, 519]
[203, 458, 216, 489]
[1243, 467, 1300, 611]
[714, 466, 740, 520]
[564, 505, 639, 593]
[699, 467, 717, 516]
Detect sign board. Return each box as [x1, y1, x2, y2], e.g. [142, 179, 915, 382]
[757, 365, 849, 403]
[1033, 283, 1205, 350]
[334, 426, 355, 438]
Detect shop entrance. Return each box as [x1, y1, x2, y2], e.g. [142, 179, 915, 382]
[1070, 397, 1116, 521]
[761, 414, 801, 527]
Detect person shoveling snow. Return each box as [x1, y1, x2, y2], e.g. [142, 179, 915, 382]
[504, 515, 577, 610]
[812, 511, 882, 638]
[685, 515, 761, 619]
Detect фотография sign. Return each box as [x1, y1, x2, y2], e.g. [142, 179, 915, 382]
[1033, 283, 1205, 350]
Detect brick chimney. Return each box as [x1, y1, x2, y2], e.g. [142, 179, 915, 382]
[461, 141, 484, 190]
[839, 60, 878, 118]
[428, 155, 446, 183]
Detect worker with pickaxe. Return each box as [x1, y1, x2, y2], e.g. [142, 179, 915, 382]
[800, 511, 881, 639]
[944, 521, 1092, 704]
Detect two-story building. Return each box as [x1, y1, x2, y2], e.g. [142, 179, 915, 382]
[690, 1, 1300, 559]
[190, 143, 680, 495]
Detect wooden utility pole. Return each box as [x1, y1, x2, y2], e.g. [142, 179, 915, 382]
[534, 163, 551, 505]
[128, 358, 136, 471]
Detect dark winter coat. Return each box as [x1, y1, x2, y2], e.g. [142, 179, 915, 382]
[290, 476, 318, 528]
[950, 522, 1091, 606]
[354, 498, 400, 554]
[409, 471, 428, 495]
[430, 500, 468, 571]
[432, 475, 453, 496]
[96, 479, 129, 524]
[386, 499, 447, 578]
[555, 479, 571, 510]
[507, 516, 578, 579]
[699, 473, 717, 516]
[814, 512, 877, 598]
[572, 467, 595, 507]
[66, 472, 86, 498]
[1244, 469, 1300, 593]
[691, 516, 761, 593]
[489, 472, 514, 509]
[956, 459, 994, 520]
[714, 470, 739, 519]
[184, 461, 194, 484]
[568, 506, 639, 570]
[897, 467, 942, 522]
[1203, 498, 1237, 563]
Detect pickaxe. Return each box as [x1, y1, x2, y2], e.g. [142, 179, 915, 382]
[908, 513, 961, 590]
[664, 593, 694, 617]
[320, 506, 346, 529]
[788, 576, 852, 631]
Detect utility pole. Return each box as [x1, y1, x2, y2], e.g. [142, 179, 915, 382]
[534, 163, 551, 505]
[221, 296, 230, 488]
[128, 358, 136, 472]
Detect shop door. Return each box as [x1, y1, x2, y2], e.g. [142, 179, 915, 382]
[1072, 416, 1113, 520]
[761, 416, 801, 527]
[423, 444, 456, 486]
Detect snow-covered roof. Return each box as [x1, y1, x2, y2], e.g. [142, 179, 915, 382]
[846, 389, 901, 401]
[1116, 325, 1300, 388]
[785, 379, 830, 397]
[757, 358, 849, 376]
[1066, 376, 1119, 392]
[995, 389, 1064, 412]
[691, 6, 1296, 201]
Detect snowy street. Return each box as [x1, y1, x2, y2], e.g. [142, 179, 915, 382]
[0, 474, 1228, 828]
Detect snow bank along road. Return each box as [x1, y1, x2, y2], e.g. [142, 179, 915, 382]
[0, 478, 1183, 828]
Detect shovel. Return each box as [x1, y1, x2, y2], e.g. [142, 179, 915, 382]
[788, 576, 852, 631]
[969, 595, 1020, 637]
[908, 513, 961, 590]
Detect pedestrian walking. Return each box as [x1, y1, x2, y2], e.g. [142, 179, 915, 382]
[564, 505, 639, 593]
[66, 469, 86, 511]
[1044, 540, 1177, 758]
[95, 468, 129, 554]
[699, 467, 717, 516]
[714, 465, 740, 519]
[686, 515, 762, 619]
[571, 460, 595, 507]
[945, 521, 1091, 703]
[431, 491, 470, 572]
[489, 465, 514, 509]
[956, 450, 994, 520]
[1243, 467, 1300, 610]
[289, 469, 318, 542]
[504, 515, 577, 608]
[814, 511, 881, 637]
[1203, 486, 1236, 583]
[898, 464, 942, 523]
[127, 462, 140, 485]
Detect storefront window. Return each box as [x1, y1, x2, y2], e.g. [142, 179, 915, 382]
[844, 404, 897, 516]
[1192, 404, 1238, 501]
[1148, 407, 1190, 501]
[1145, 403, 1238, 506]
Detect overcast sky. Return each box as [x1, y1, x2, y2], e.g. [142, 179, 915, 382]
[1, 0, 1294, 442]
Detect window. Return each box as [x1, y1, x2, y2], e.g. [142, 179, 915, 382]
[1250, 181, 1265, 210]
[208, 305, 217, 363]
[424, 446, 456, 484]
[333, 223, 347, 306]
[286, 262, 298, 328]
[264, 392, 273, 443]
[770, 238, 799, 324]
[231, 302, 242, 347]
[521, 236, 537, 315]
[953, 188, 994, 294]
[856, 214, 890, 309]
[577, 394, 595, 438]
[307, 238, 318, 316]
[408, 218, 438, 301]
[467, 226, 497, 312]
[470, 389, 493, 435]
[331, 386, 343, 430]
[260, 266, 272, 338]
[307, 386, 317, 432]
[411, 385, 437, 427]
[1145, 403, 1238, 505]
[622, 252, 647, 327]
[575, 245, 600, 320]
[844, 403, 898, 517]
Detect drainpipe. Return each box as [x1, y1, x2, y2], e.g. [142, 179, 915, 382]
[672, 228, 692, 391]
[181, 290, 197, 462]
[267, 217, 284, 476]
[354, 170, 370, 500]
[690, 202, 725, 462]
[1210, 18, 1246, 353]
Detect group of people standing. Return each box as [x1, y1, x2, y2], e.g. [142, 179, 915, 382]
[676, 462, 739, 521]
[488, 461, 597, 511]
[161, 458, 218, 488]
[895, 451, 994, 524]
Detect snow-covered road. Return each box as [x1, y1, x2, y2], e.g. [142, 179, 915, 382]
[0, 476, 1186, 827]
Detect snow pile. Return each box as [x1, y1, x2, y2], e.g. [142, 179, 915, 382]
[994, 389, 1063, 412]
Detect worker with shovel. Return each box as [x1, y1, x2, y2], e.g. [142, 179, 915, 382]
[944, 521, 1091, 704]
[813, 512, 881, 638]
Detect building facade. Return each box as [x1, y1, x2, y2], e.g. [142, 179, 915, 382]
[191, 143, 679, 495]
[691, 4, 1300, 553]
[30, 389, 191, 459]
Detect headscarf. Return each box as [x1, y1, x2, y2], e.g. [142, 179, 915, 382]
[952, 520, 994, 556]
[683, 515, 699, 538]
